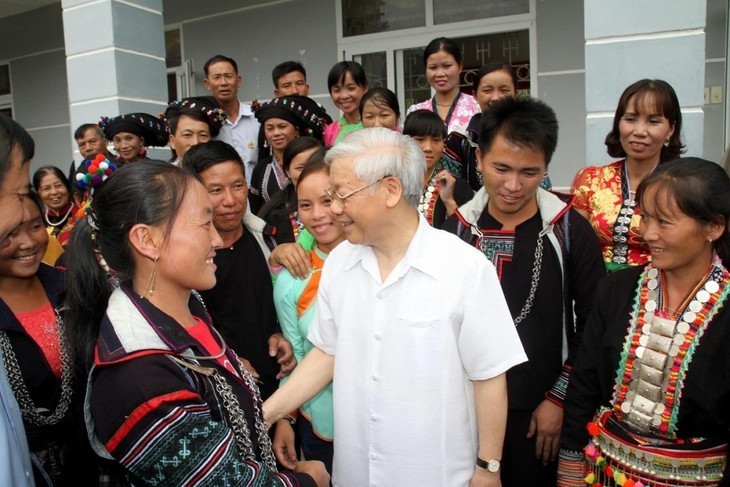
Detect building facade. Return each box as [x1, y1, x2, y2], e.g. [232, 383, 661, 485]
[0, 0, 727, 187]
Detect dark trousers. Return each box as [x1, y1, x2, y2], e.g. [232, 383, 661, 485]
[501, 408, 558, 487]
[297, 415, 333, 475]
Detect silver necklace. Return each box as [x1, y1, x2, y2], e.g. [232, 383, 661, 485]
[170, 328, 278, 473]
[44, 205, 73, 228]
[0, 307, 73, 426]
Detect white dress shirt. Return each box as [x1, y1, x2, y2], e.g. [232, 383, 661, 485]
[309, 215, 527, 486]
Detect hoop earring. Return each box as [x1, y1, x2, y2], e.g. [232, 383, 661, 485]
[143, 255, 159, 298]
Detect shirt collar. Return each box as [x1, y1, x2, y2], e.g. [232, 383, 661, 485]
[338, 214, 439, 281]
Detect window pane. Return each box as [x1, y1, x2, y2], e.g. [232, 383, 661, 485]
[433, 0, 528, 24]
[404, 30, 531, 108]
[167, 73, 177, 103]
[460, 31, 531, 95]
[165, 29, 182, 68]
[343, 0, 425, 37]
[358, 52, 387, 89]
[401, 47, 429, 109]
[0, 107, 11, 118]
[0, 65, 10, 96]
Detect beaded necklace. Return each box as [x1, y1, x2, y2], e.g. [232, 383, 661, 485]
[417, 165, 440, 226]
[611, 255, 729, 438]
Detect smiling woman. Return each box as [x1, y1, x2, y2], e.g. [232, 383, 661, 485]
[65, 161, 327, 486]
[406, 37, 480, 134]
[559, 158, 730, 487]
[32, 166, 79, 249]
[571, 79, 684, 272]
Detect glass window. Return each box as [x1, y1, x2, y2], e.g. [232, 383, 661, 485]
[358, 52, 388, 89]
[401, 47, 429, 109]
[0, 107, 11, 118]
[343, 0, 425, 37]
[433, 0, 528, 24]
[403, 30, 531, 109]
[459, 31, 531, 95]
[165, 29, 182, 68]
[0, 65, 10, 96]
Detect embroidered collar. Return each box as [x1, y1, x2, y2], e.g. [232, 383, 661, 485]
[611, 255, 730, 438]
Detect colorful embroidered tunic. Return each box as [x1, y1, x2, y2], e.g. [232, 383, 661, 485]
[571, 160, 650, 271]
[561, 261, 730, 486]
[85, 285, 316, 486]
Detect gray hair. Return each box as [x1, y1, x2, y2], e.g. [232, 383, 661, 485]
[325, 127, 425, 207]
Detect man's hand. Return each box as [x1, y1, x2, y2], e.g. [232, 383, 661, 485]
[269, 333, 296, 379]
[470, 466, 501, 487]
[526, 399, 563, 465]
[272, 419, 297, 469]
[270, 243, 312, 279]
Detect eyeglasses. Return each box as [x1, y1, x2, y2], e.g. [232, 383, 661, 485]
[325, 177, 387, 208]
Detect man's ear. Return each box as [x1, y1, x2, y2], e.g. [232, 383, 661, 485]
[128, 224, 161, 260]
[382, 176, 404, 208]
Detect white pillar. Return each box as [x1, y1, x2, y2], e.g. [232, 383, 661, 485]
[62, 0, 168, 162]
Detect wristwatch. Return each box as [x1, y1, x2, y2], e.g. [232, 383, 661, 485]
[476, 457, 501, 473]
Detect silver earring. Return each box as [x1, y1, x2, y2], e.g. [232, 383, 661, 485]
[143, 255, 159, 298]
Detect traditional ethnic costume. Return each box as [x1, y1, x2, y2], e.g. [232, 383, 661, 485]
[444, 187, 606, 485]
[250, 96, 330, 216]
[416, 157, 473, 229]
[560, 258, 730, 486]
[274, 248, 334, 473]
[0, 264, 96, 485]
[571, 160, 650, 272]
[83, 283, 316, 486]
[43, 201, 79, 248]
[97, 112, 169, 165]
[406, 91, 480, 134]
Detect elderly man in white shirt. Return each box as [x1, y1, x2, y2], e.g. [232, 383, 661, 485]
[264, 127, 527, 487]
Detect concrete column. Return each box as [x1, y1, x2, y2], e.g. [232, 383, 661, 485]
[584, 0, 706, 166]
[62, 0, 168, 162]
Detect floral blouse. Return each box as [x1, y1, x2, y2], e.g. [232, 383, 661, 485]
[571, 160, 650, 270]
[407, 92, 480, 134]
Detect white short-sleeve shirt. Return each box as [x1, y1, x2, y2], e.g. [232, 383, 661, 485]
[309, 216, 527, 487]
[215, 101, 259, 183]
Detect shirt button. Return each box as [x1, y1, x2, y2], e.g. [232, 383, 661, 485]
[371, 375, 378, 382]
[371, 415, 377, 422]
[370, 453, 377, 460]
[374, 334, 381, 340]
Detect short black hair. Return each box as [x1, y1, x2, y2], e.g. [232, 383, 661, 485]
[403, 109, 447, 139]
[182, 140, 244, 177]
[479, 97, 558, 165]
[0, 113, 34, 182]
[74, 123, 105, 141]
[204, 55, 238, 77]
[327, 61, 368, 92]
[272, 61, 306, 88]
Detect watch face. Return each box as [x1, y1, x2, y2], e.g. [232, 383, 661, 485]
[487, 459, 500, 473]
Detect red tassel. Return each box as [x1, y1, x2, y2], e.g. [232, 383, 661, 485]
[587, 422, 600, 436]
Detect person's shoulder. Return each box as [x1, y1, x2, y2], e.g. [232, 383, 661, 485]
[422, 225, 486, 267]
